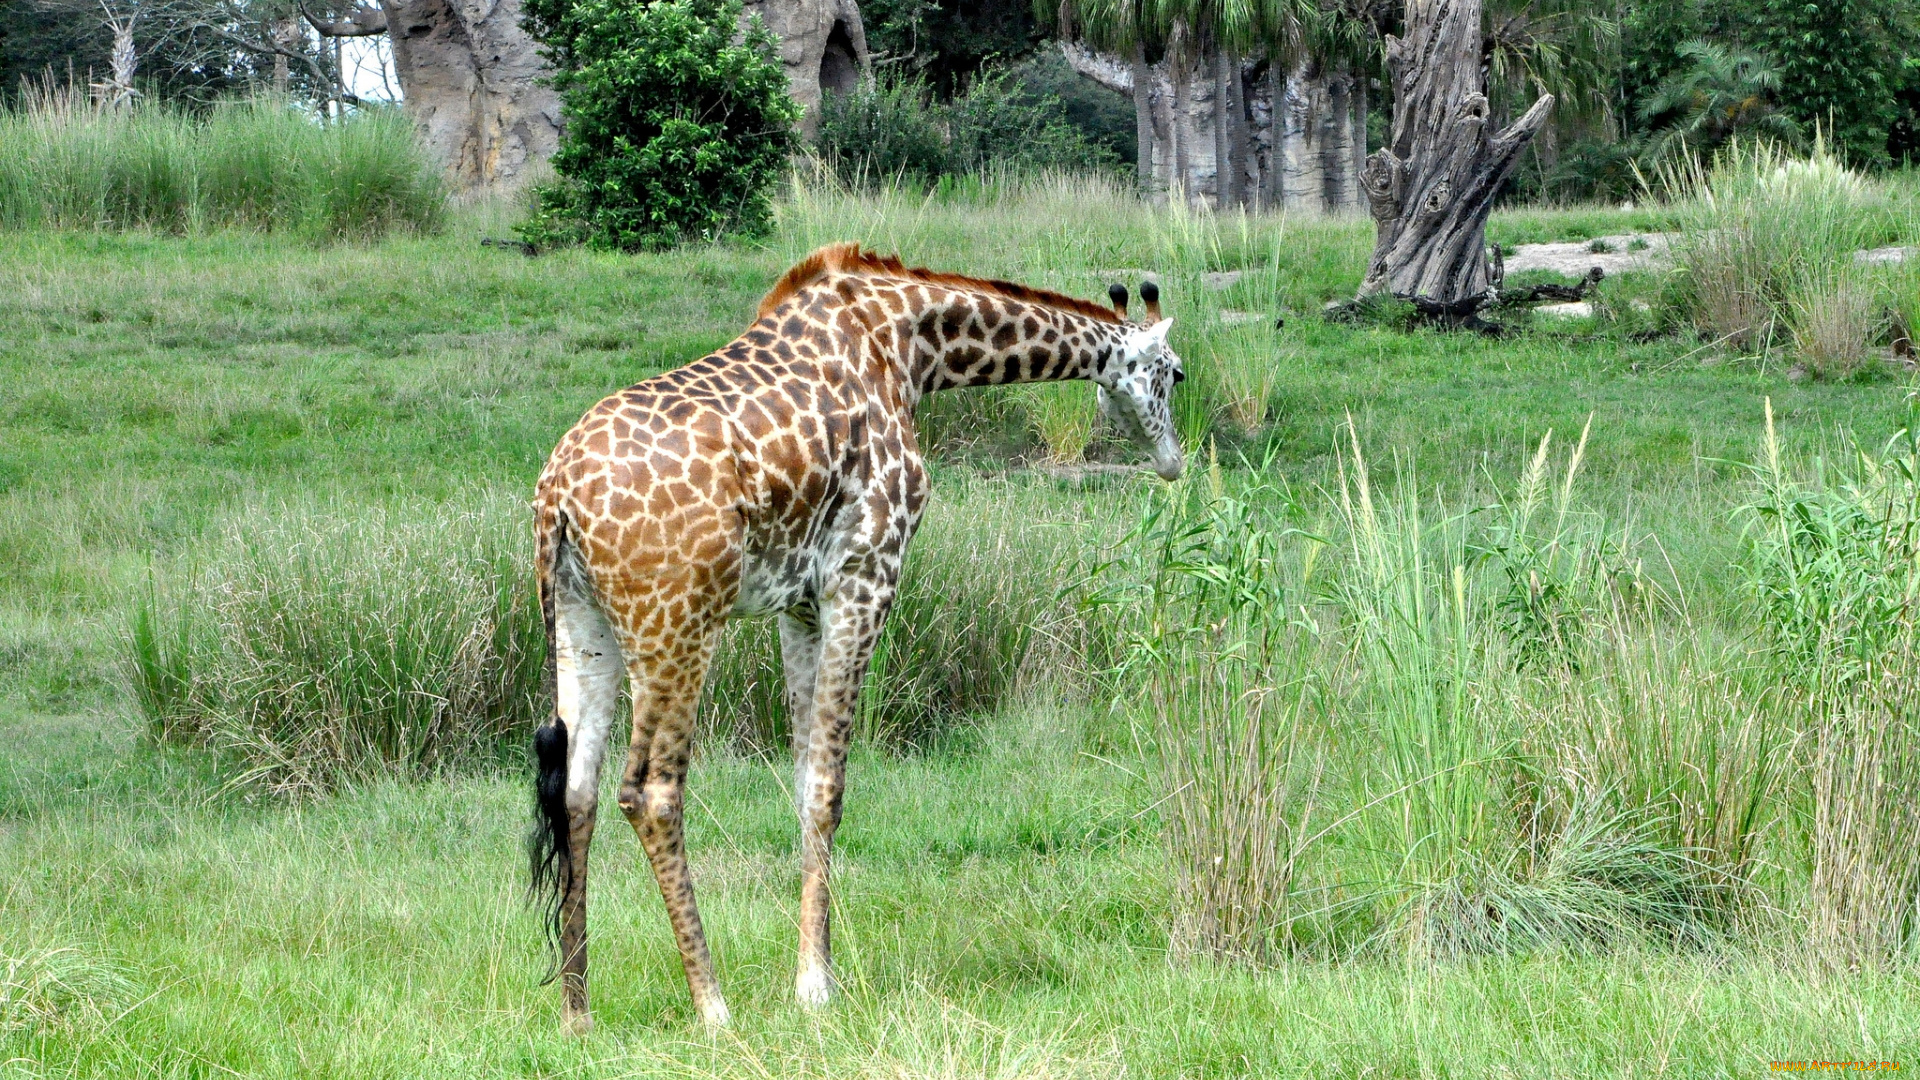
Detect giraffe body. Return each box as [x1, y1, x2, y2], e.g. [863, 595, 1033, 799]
[528, 244, 1184, 1031]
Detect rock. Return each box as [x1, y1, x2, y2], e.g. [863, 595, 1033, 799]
[1503, 234, 1673, 277]
[1534, 302, 1593, 319]
[742, 0, 870, 137]
[383, 0, 562, 192]
[1203, 270, 1244, 290]
[1219, 310, 1267, 324]
[1787, 365, 1810, 382]
[1855, 246, 1915, 266]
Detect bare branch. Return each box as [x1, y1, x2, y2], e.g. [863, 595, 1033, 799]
[303, 2, 387, 38]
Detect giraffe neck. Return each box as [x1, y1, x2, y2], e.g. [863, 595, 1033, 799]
[876, 283, 1130, 397]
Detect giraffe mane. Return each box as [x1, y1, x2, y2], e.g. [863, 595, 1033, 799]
[756, 242, 1125, 325]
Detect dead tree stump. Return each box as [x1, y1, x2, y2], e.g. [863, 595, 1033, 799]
[1356, 0, 1554, 316]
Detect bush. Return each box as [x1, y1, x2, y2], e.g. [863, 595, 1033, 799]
[816, 68, 1120, 188]
[1658, 137, 1902, 368]
[519, 0, 799, 251]
[0, 87, 443, 239]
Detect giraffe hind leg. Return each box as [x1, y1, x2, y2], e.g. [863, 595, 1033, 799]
[779, 605, 822, 820]
[539, 535, 623, 1036]
[617, 617, 732, 1027]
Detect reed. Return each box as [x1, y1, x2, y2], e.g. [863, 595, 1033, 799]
[0, 85, 443, 240]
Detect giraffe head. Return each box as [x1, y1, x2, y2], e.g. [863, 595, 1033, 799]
[1095, 290, 1185, 481]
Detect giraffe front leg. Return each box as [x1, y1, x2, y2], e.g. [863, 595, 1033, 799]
[794, 589, 892, 1009]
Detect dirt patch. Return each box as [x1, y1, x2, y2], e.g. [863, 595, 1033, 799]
[1503, 233, 1674, 277]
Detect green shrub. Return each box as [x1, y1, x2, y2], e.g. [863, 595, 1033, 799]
[814, 75, 949, 186]
[0, 87, 443, 239]
[519, 0, 799, 251]
[815, 68, 1119, 189]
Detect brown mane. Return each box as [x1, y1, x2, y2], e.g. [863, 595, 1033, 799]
[756, 242, 1124, 324]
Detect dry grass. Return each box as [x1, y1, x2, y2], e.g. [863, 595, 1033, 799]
[1790, 264, 1881, 378]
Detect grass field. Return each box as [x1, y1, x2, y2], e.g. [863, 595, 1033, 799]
[3, 174, 1918, 1077]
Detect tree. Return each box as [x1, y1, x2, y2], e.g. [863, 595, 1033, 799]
[1754, 0, 1912, 167]
[863, 0, 1041, 97]
[1637, 39, 1801, 160]
[1357, 0, 1553, 313]
[519, 0, 801, 250]
[1048, 0, 1159, 197]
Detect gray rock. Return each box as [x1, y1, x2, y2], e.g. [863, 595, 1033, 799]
[1855, 246, 1915, 266]
[1503, 234, 1673, 277]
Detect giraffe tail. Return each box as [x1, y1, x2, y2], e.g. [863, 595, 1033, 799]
[527, 501, 571, 983]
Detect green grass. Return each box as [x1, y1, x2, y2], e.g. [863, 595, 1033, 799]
[0, 88, 444, 240]
[3, 174, 1919, 1075]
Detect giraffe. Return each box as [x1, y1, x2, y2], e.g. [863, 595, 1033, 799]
[526, 243, 1185, 1033]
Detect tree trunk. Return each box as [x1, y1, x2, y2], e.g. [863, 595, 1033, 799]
[1352, 74, 1369, 196]
[1323, 67, 1354, 211]
[380, 0, 560, 191]
[1357, 0, 1553, 308]
[1253, 62, 1278, 212]
[1281, 60, 1325, 213]
[1169, 20, 1192, 204]
[1132, 43, 1155, 200]
[1212, 48, 1232, 208]
[1230, 54, 1253, 210]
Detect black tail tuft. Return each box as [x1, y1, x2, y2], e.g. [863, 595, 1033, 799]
[528, 716, 570, 983]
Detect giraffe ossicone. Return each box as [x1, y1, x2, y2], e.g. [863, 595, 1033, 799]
[525, 243, 1186, 1031]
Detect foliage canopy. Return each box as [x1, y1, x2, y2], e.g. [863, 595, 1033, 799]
[520, 0, 800, 251]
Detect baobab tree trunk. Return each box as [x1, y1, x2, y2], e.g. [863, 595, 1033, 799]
[1213, 49, 1233, 208]
[378, 0, 560, 191]
[1281, 60, 1325, 213]
[1132, 43, 1155, 200]
[1323, 68, 1355, 211]
[1169, 19, 1193, 202]
[1352, 75, 1369, 190]
[1357, 0, 1553, 311]
[1231, 56, 1256, 210]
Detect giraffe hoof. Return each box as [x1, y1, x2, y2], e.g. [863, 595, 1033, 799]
[795, 964, 834, 1009]
[560, 1008, 594, 1037]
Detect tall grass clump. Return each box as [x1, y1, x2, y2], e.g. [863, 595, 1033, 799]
[1098, 460, 1326, 964]
[1104, 434, 1746, 965]
[0, 85, 443, 239]
[1659, 137, 1902, 373]
[130, 492, 540, 796]
[131, 483, 1107, 788]
[0, 943, 132, 1034]
[1748, 402, 1920, 965]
